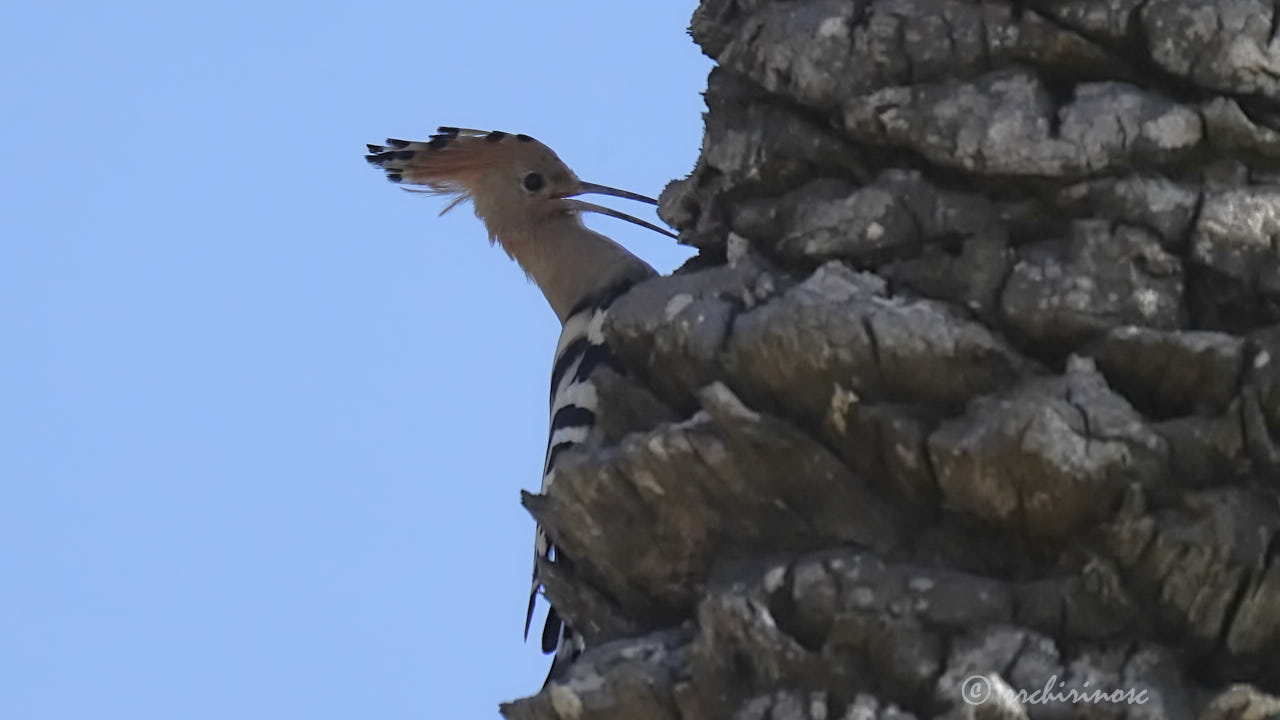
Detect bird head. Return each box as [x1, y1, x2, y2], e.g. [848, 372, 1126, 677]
[365, 127, 675, 250]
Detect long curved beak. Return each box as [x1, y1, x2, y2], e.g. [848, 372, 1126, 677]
[563, 199, 678, 239]
[573, 181, 660, 205]
[559, 182, 676, 239]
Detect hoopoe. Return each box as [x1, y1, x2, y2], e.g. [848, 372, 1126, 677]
[364, 126, 675, 680]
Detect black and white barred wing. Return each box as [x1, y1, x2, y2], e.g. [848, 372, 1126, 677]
[525, 295, 618, 663]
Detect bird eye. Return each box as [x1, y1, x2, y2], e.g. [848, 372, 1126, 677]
[522, 172, 545, 193]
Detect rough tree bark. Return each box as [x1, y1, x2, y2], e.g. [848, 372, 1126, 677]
[501, 1, 1280, 718]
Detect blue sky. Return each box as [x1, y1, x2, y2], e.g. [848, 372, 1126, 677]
[0, 2, 710, 717]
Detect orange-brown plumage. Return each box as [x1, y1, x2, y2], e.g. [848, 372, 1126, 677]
[365, 126, 672, 321]
[366, 128, 573, 212]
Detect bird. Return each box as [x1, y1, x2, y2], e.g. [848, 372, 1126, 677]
[364, 126, 676, 681]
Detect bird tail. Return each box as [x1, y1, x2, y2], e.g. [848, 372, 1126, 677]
[542, 620, 584, 688]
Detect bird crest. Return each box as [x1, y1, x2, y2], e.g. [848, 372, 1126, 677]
[365, 127, 675, 242]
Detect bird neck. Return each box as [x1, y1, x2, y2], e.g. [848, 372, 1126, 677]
[498, 214, 655, 324]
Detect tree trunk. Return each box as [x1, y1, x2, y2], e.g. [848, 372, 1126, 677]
[502, 1, 1280, 717]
